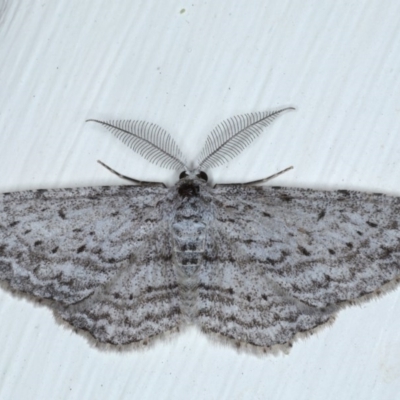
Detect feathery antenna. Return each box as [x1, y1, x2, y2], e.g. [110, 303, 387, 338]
[87, 119, 187, 170]
[196, 107, 295, 170]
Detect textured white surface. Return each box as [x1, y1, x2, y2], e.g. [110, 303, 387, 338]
[0, 0, 399, 399]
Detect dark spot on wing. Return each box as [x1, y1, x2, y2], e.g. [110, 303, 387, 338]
[317, 209, 326, 221]
[388, 220, 398, 230]
[266, 258, 278, 266]
[24, 229, 32, 234]
[261, 294, 268, 301]
[0, 244, 7, 255]
[77, 245, 86, 253]
[34, 240, 43, 246]
[379, 245, 393, 259]
[58, 209, 66, 219]
[198, 284, 235, 296]
[216, 216, 236, 223]
[144, 217, 160, 223]
[87, 194, 101, 200]
[73, 228, 82, 233]
[52, 246, 59, 254]
[111, 211, 119, 217]
[356, 231, 363, 236]
[288, 280, 300, 295]
[129, 294, 133, 300]
[107, 257, 116, 263]
[298, 246, 311, 256]
[262, 212, 272, 218]
[279, 194, 293, 202]
[246, 295, 251, 302]
[346, 242, 353, 249]
[367, 221, 378, 228]
[9, 221, 20, 227]
[113, 293, 120, 299]
[328, 249, 335, 255]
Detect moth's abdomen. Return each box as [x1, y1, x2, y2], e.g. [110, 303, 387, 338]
[171, 216, 206, 322]
[172, 219, 206, 276]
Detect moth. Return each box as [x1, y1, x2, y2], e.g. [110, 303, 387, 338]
[1, 107, 399, 354]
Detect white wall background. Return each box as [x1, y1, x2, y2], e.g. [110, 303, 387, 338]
[0, 1, 399, 399]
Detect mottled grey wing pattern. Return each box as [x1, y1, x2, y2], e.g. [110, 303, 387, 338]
[196, 185, 400, 351]
[2, 108, 399, 354]
[0, 186, 180, 346]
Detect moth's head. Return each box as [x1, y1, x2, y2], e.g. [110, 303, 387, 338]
[179, 170, 208, 182]
[177, 170, 208, 197]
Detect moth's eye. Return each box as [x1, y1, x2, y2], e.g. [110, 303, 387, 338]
[197, 171, 208, 182]
[179, 171, 189, 180]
